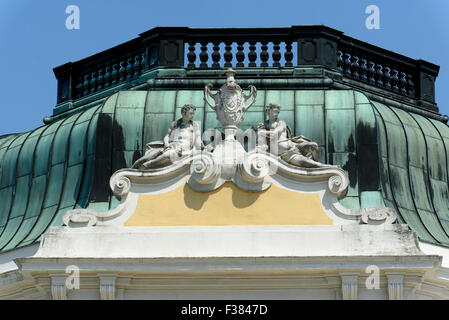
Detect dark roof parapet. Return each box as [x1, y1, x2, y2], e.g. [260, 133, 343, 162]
[52, 25, 441, 117]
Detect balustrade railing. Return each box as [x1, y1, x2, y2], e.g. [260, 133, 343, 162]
[185, 40, 296, 69]
[181, 27, 297, 69]
[53, 26, 439, 113]
[337, 39, 417, 99]
[73, 48, 146, 99]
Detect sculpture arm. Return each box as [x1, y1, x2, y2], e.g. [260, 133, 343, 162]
[204, 84, 217, 111]
[163, 124, 174, 147]
[243, 85, 257, 112]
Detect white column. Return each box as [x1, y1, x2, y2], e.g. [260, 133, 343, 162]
[386, 274, 404, 300]
[51, 276, 67, 300]
[99, 274, 116, 300]
[340, 274, 358, 300]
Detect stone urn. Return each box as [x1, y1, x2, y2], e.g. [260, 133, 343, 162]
[204, 68, 257, 179]
[204, 68, 257, 141]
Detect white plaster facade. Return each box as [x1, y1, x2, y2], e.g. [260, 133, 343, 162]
[1, 225, 449, 299]
[1, 157, 449, 300]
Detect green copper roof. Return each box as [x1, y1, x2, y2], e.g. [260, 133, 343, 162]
[374, 102, 449, 245]
[0, 105, 101, 252]
[0, 88, 449, 253]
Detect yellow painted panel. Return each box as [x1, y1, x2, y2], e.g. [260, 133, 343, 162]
[125, 182, 332, 226]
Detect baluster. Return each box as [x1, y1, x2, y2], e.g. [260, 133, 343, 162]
[383, 66, 391, 90]
[284, 41, 293, 67]
[406, 73, 415, 97]
[211, 41, 221, 69]
[272, 41, 281, 67]
[368, 61, 376, 84]
[89, 71, 97, 94]
[118, 60, 126, 82]
[133, 53, 142, 78]
[126, 56, 133, 81]
[96, 67, 104, 91]
[248, 41, 257, 67]
[224, 41, 233, 68]
[399, 71, 407, 94]
[103, 65, 111, 89]
[359, 58, 368, 82]
[199, 41, 209, 69]
[141, 52, 146, 72]
[375, 64, 383, 87]
[350, 54, 360, 80]
[187, 41, 197, 69]
[236, 41, 245, 67]
[391, 69, 399, 92]
[343, 52, 352, 76]
[337, 50, 344, 72]
[75, 76, 83, 98]
[260, 41, 269, 67]
[139, 52, 145, 76]
[83, 73, 90, 96]
[111, 63, 118, 86]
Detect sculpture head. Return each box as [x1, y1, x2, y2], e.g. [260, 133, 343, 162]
[266, 103, 281, 121]
[181, 104, 196, 122]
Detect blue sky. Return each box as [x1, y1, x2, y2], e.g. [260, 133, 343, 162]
[0, 0, 448, 135]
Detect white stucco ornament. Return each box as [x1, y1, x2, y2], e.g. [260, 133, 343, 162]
[361, 207, 397, 225]
[203, 69, 256, 178]
[204, 68, 257, 132]
[63, 70, 397, 228]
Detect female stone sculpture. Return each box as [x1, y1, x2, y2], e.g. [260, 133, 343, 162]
[257, 103, 329, 168]
[132, 104, 202, 169]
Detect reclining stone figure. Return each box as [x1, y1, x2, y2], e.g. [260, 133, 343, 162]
[257, 103, 331, 168]
[132, 104, 202, 169]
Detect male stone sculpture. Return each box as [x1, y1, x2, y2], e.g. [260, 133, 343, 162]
[257, 103, 328, 168]
[132, 104, 202, 169]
